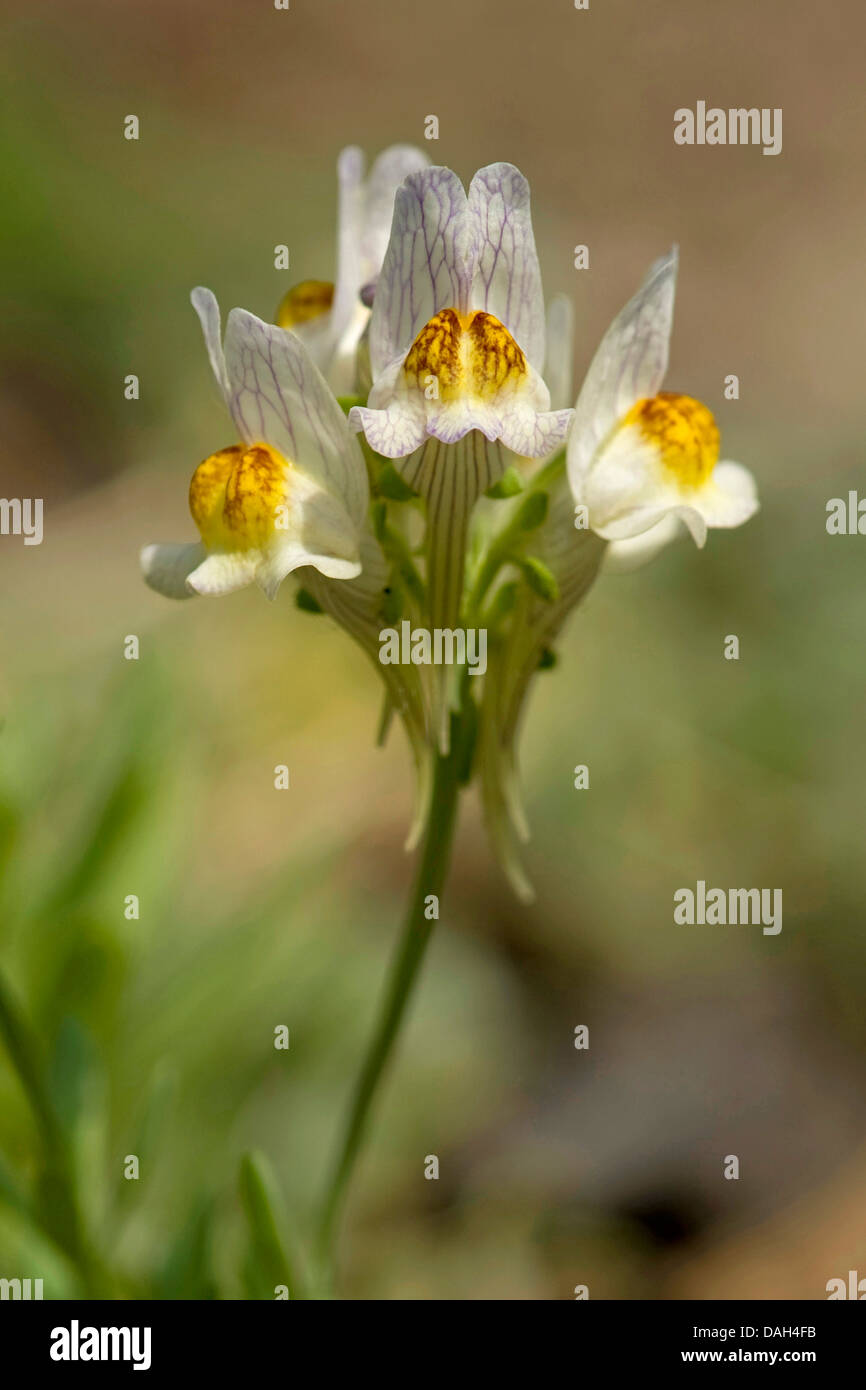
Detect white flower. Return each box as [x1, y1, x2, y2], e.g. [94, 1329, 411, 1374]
[343, 163, 572, 754]
[276, 145, 429, 395]
[349, 163, 572, 460]
[567, 248, 759, 549]
[141, 289, 368, 601]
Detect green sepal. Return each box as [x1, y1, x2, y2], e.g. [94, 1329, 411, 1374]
[485, 579, 519, 627]
[371, 501, 425, 607]
[377, 461, 418, 501]
[514, 490, 549, 532]
[381, 577, 404, 627]
[520, 555, 559, 602]
[486, 466, 525, 499]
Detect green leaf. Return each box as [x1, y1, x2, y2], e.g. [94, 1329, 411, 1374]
[486, 466, 525, 499]
[0, 797, 19, 885]
[156, 1193, 218, 1300]
[129, 1062, 176, 1188]
[238, 1152, 296, 1300]
[538, 647, 558, 670]
[0, 1147, 29, 1218]
[42, 753, 149, 920]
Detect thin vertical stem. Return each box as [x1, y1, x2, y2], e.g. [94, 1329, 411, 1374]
[315, 725, 464, 1284]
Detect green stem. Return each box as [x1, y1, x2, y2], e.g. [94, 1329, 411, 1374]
[315, 722, 464, 1287]
[465, 453, 566, 624]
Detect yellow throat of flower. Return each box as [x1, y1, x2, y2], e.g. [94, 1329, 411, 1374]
[276, 280, 335, 330]
[403, 308, 527, 401]
[624, 392, 720, 489]
[189, 443, 290, 551]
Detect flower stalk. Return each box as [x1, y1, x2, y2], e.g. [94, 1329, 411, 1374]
[314, 704, 469, 1290]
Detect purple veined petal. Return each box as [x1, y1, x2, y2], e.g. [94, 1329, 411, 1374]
[467, 163, 547, 370]
[369, 166, 478, 377]
[568, 247, 679, 490]
[496, 405, 573, 459]
[222, 308, 369, 528]
[191, 287, 231, 404]
[348, 400, 428, 459]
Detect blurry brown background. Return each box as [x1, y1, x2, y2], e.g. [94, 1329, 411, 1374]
[0, 0, 864, 1299]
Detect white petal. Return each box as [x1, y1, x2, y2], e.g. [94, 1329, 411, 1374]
[223, 308, 368, 527]
[671, 504, 708, 548]
[581, 422, 669, 533]
[568, 247, 678, 490]
[359, 144, 430, 287]
[369, 166, 477, 377]
[323, 145, 431, 394]
[697, 460, 760, 528]
[497, 404, 573, 459]
[140, 541, 205, 599]
[322, 144, 366, 373]
[256, 542, 360, 600]
[603, 514, 683, 571]
[186, 550, 259, 596]
[544, 294, 574, 411]
[190, 288, 231, 404]
[467, 163, 546, 369]
[349, 392, 427, 458]
[283, 469, 364, 571]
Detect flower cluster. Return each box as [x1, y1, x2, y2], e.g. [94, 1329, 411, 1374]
[142, 146, 759, 897]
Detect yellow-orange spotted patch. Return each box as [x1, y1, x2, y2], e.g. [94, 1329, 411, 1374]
[276, 280, 335, 329]
[189, 443, 289, 550]
[624, 392, 720, 489]
[403, 308, 527, 401]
